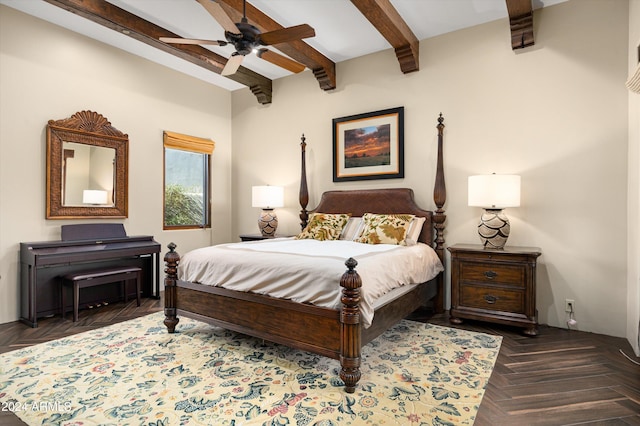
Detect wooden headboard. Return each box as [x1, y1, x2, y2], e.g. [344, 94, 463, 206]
[311, 188, 434, 245]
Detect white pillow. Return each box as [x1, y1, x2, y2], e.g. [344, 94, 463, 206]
[340, 217, 364, 240]
[405, 216, 426, 246]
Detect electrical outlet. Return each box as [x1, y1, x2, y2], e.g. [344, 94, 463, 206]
[565, 299, 574, 313]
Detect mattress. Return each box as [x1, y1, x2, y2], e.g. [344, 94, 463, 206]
[178, 238, 444, 327]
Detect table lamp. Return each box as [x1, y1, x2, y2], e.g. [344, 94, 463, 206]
[468, 174, 521, 249]
[82, 189, 108, 205]
[252, 185, 284, 237]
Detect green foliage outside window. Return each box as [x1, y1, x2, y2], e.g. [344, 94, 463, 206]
[164, 184, 205, 226]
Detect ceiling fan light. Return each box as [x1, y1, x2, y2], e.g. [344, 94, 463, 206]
[162, 0, 314, 77]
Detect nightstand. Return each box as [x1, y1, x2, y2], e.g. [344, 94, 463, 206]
[448, 244, 541, 336]
[239, 233, 289, 241]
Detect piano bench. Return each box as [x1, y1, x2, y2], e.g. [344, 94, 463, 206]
[61, 266, 142, 322]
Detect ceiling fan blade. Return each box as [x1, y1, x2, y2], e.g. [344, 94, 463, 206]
[196, 0, 240, 34]
[259, 24, 315, 45]
[160, 37, 227, 46]
[221, 53, 244, 76]
[256, 49, 305, 74]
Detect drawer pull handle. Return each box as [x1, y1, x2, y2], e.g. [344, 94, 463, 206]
[484, 270, 498, 279]
[484, 294, 498, 304]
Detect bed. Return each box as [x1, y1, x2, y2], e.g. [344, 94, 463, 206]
[163, 114, 447, 393]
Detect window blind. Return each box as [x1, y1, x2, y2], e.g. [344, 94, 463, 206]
[163, 131, 215, 154]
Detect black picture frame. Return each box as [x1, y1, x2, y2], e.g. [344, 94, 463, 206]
[332, 106, 404, 182]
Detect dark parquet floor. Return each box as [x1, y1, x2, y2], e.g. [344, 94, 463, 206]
[1, 296, 639, 425]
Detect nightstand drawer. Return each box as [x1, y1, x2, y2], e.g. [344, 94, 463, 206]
[460, 285, 525, 313]
[460, 262, 525, 287]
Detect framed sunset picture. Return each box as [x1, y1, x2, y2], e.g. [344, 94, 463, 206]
[332, 107, 404, 182]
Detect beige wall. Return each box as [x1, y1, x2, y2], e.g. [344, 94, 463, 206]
[0, 6, 233, 324]
[628, 0, 640, 356]
[0, 1, 635, 343]
[232, 0, 631, 337]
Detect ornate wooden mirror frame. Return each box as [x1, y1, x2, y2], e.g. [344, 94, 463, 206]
[46, 111, 128, 219]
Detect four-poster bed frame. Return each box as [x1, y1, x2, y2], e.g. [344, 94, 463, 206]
[163, 114, 447, 393]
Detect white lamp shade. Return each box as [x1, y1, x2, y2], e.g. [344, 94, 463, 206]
[252, 186, 284, 208]
[468, 174, 521, 209]
[82, 189, 108, 205]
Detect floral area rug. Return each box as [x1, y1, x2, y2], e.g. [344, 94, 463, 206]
[0, 312, 501, 425]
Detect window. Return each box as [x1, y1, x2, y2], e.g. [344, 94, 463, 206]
[163, 131, 214, 229]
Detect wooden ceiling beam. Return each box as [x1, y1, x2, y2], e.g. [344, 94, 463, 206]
[505, 0, 534, 49]
[42, 0, 273, 104]
[350, 0, 419, 73]
[217, 0, 336, 91]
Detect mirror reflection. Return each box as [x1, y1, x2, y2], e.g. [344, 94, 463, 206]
[62, 142, 115, 207]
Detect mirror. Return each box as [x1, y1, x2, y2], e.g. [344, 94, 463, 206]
[46, 111, 128, 219]
[62, 142, 116, 207]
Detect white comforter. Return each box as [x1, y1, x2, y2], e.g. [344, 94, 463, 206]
[178, 238, 444, 327]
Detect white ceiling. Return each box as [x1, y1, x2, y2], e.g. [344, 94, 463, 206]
[1, 0, 567, 91]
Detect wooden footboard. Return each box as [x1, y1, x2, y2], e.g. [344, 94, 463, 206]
[164, 244, 365, 392]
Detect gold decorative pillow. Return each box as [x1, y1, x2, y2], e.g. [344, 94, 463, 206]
[296, 213, 351, 241]
[354, 213, 415, 245]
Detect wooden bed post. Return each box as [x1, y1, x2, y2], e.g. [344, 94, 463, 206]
[339, 257, 362, 393]
[299, 134, 309, 230]
[433, 114, 447, 314]
[163, 242, 180, 333]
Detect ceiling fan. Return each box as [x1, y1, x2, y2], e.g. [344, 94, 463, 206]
[160, 0, 315, 76]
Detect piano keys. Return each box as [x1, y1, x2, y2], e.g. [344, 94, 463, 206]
[20, 223, 160, 327]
